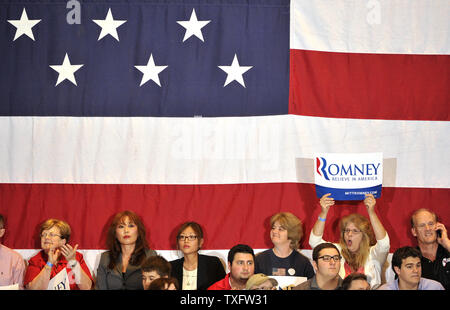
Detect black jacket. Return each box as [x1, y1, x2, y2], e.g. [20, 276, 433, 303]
[170, 254, 226, 290]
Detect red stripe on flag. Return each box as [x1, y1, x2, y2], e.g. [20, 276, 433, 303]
[289, 49, 450, 120]
[1, 184, 448, 252]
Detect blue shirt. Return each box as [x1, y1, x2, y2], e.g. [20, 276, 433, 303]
[378, 277, 444, 290]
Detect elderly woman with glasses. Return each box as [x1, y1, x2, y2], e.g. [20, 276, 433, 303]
[170, 222, 225, 290]
[308, 193, 390, 289]
[24, 219, 93, 290]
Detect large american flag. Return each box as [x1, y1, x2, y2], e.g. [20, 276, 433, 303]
[0, 0, 448, 260]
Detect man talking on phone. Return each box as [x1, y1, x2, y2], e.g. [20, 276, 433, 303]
[410, 208, 450, 290]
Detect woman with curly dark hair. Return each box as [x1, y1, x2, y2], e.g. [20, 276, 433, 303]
[95, 210, 156, 289]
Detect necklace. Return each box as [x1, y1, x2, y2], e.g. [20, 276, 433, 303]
[183, 267, 197, 289]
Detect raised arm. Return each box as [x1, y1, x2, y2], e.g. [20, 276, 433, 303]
[27, 248, 60, 290]
[436, 222, 450, 252]
[312, 193, 335, 237]
[60, 244, 92, 290]
[364, 194, 386, 241]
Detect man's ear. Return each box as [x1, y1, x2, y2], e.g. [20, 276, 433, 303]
[393, 266, 400, 277]
[411, 227, 418, 237]
[312, 261, 318, 273]
[0, 228, 5, 238]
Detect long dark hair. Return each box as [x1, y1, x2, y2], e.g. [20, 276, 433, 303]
[106, 210, 149, 270]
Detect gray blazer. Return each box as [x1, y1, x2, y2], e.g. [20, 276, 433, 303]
[95, 249, 156, 290]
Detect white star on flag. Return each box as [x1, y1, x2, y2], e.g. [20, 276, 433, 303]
[177, 8, 211, 42]
[49, 53, 84, 86]
[218, 54, 253, 88]
[92, 8, 127, 41]
[7, 8, 41, 41]
[135, 54, 168, 87]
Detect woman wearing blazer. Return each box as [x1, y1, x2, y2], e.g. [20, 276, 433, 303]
[95, 210, 156, 290]
[170, 222, 225, 290]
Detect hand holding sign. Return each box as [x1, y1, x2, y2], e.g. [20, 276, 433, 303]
[319, 193, 335, 220]
[315, 153, 383, 200]
[363, 194, 376, 212]
[319, 193, 335, 213]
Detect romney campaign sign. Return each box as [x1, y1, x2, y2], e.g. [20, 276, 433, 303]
[315, 153, 383, 200]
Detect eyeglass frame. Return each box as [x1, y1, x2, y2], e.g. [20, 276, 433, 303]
[343, 228, 362, 235]
[177, 235, 198, 241]
[317, 255, 342, 262]
[40, 232, 62, 239]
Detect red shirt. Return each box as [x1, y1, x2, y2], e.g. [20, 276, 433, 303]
[343, 261, 365, 278]
[24, 250, 93, 290]
[207, 273, 232, 290]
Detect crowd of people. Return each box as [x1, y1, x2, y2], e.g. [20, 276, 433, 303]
[0, 194, 448, 290]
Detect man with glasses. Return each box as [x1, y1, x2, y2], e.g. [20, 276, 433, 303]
[293, 243, 343, 290]
[0, 214, 26, 289]
[410, 208, 450, 290]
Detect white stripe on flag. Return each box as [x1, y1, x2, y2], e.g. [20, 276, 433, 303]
[290, 0, 450, 54]
[1, 116, 448, 188]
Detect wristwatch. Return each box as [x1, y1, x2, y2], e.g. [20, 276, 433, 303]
[68, 259, 78, 268]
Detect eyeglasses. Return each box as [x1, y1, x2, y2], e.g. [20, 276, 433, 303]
[318, 255, 341, 262]
[40, 232, 61, 238]
[343, 229, 362, 235]
[177, 235, 198, 241]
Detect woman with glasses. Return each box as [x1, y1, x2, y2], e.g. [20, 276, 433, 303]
[95, 210, 156, 290]
[24, 218, 93, 290]
[309, 193, 390, 289]
[170, 222, 225, 290]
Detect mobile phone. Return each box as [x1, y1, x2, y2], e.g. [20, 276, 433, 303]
[437, 229, 442, 238]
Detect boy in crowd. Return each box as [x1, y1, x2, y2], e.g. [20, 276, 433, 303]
[378, 246, 444, 290]
[141, 255, 172, 290]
